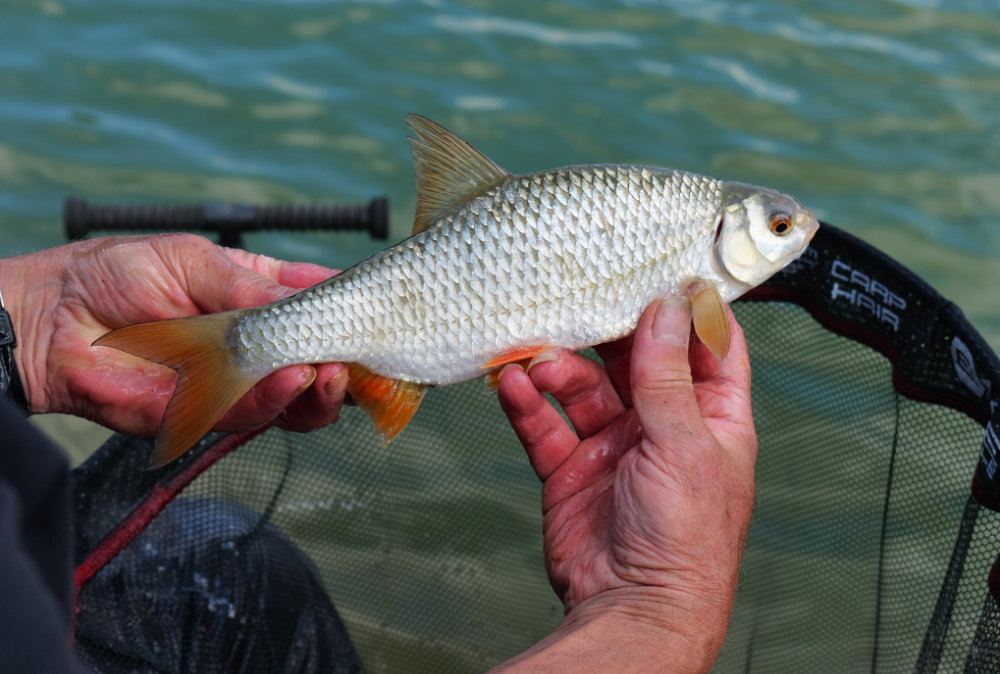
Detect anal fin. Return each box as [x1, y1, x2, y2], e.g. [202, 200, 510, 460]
[346, 364, 427, 445]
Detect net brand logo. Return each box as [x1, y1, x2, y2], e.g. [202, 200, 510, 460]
[957, 335, 999, 487]
[980, 417, 1000, 481]
[951, 336, 991, 400]
[828, 260, 906, 332]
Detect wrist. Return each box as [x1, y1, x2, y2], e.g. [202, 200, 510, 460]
[0, 247, 67, 413]
[493, 586, 735, 673]
[0, 287, 27, 409]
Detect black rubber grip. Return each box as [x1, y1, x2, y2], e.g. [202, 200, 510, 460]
[64, 196, 389, 247]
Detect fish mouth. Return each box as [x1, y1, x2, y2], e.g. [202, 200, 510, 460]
[799, 208, 821, 242]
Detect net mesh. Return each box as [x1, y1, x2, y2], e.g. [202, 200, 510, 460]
[71, 225, 1000, 672]
[716, 302, 999, 672]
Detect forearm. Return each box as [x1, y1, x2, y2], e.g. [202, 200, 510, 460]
[491, 587, 733, 673]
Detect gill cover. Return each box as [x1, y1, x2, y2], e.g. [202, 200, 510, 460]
[713, 182, 819, 286]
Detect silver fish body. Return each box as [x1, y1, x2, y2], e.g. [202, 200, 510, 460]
[95, 114, 819, 467]
[234, 165, 732, 385]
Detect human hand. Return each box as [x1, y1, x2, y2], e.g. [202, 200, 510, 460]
[0, 234, 346, 437]
[496, 297, 756, 671]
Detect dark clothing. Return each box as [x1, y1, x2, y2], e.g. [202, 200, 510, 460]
[1, 399, 362, 673]
[0, 398, 88, 673]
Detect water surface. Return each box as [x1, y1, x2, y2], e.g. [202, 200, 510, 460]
[2, 2, 997, 354]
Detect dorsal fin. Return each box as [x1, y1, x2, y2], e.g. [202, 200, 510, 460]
[407, 113, 511, 235]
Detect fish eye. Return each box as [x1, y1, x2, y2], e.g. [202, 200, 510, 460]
[770, 216, 793, 236]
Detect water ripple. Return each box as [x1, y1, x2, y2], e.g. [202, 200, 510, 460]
[772, 19, 942, 65]
[432, 15, 640, 48]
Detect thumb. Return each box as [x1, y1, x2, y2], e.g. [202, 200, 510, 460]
[223, 246, 337, 291]
[630, 297, 706, 448]
[178, 243, 320, 313]
[197, 256, 292, 312]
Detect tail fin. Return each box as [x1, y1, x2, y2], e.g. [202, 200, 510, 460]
[94, 313, 259, 468]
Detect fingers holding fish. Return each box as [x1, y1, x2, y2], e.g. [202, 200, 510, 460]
[539, 409, 641, 512]
[273, 262, 339, 290]
[629, 298, 708, 452]
[498, 364, 582, 481]
[523, 350, 626, 440]
[184, 241, 339, 313]
[223, 245, 339, 293]
[629, 298, 756, 473]
[687, 307, 758, 469]
[185, 246, 345, 434]
[594, 336, 633, 408]
[211, 364, 312, 433]
[132, 234, 287, 314]
[214, 362, 345, 435]
[273, 362, 349, 433]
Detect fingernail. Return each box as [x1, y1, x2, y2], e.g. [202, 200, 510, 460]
[325, 365, 348, 394]
[296, 367, 317, 393]
[526, 350, 559, 372]
[652, 297, 691, 345]
[498, 363, 525, 382]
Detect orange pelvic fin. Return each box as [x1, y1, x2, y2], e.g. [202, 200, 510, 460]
[93, 313, 258, 469]
[345, 364, 427, 445]
[690, 283, 730, 361]
[482, 346, 559, 393]
[483, 360, 530, 393]
[483, 346, 554, 371]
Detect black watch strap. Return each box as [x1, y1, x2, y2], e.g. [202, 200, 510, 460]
[0, 290, 28, 410]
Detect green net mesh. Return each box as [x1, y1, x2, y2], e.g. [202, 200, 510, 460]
[71, 225, 1000, 672]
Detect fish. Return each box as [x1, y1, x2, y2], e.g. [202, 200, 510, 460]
[94, 114, 819, 468]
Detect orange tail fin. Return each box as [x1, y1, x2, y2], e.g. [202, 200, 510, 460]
[93, 313, 259, 469]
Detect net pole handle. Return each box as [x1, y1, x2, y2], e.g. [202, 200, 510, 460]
[64, 197, 390, 247]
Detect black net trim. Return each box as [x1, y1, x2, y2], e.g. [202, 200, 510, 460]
[744, 223, 999, 428]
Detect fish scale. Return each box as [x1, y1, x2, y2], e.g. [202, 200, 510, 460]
[94, 114, 818, 467]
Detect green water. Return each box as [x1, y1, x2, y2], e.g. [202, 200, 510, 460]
[2, 0, 998, 347]
[3, 0, 1000, 671]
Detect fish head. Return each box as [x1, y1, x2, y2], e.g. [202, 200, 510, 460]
[713, 181, 820, 286]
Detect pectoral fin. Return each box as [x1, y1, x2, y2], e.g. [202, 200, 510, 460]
[690, 284, 730, 361]
[346, 364, 427, 445]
